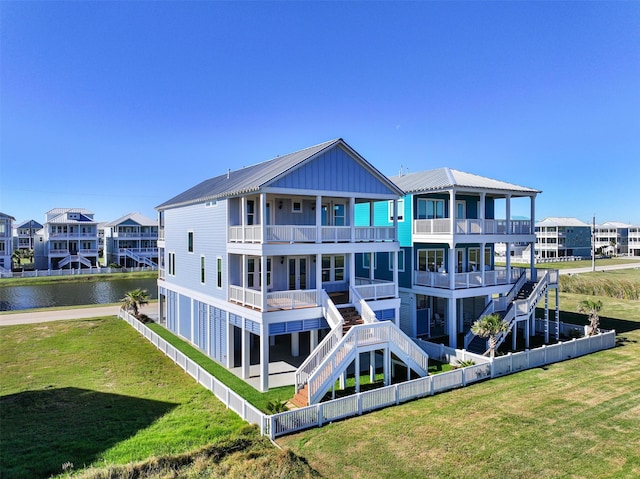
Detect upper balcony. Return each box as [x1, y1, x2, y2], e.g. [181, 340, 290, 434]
[414, 266, 559, 290]
[228, 225, 395, 244]
[413, 218, 533, 243]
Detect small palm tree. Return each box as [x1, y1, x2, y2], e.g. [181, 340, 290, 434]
[471, 313, 510, 358]
[120, 288, 150, 318]
[577, 299, 602, 336]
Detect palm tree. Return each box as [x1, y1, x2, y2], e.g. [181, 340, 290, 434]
[120, 288, 150, 318]
[471, 313, 510, 358]
[577, 299, 602, 336]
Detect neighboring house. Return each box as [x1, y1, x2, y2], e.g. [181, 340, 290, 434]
[535, 217, 592, 259]
[44, 208, 99, 269]
[14, 219, 46, 269]
[156, 139, 430, 404]
[365, 168, 559, 353]
[103, 212, 158, 268]
[629, 226, 640, 257]
[594, 221, 629, 256]
[0, 212, 15, 272]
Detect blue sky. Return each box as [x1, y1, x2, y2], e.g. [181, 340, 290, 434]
[1, 1, 639, 226]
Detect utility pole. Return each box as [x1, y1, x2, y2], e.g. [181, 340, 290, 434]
[592, 215, 596, 272]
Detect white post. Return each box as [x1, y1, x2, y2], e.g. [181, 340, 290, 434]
[242, 321, 250, 379]
[260, 326, 269, 392]
[448, 297, 457, 349]
[291, 332, 299, 357]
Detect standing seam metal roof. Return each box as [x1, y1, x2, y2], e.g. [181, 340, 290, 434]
[390, 167, 540, 194]
[156, 138, 403, 209]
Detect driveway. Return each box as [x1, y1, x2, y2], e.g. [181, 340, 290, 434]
[558, 262, 640, 275]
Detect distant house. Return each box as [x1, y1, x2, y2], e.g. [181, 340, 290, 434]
[44, 208, 99, 269]
[594, 221, 630, 256]
[535, 217, 592, 259]
[156, 139, 430, 404]
[0, 212, 15, 272]
[362, 168, 558, 352]
[103, 212, 158, 268]
[629, 226, 640, 257]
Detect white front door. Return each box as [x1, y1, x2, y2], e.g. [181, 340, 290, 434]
[288, 256, 308, 290]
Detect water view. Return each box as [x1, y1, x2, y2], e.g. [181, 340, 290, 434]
[0, 277, 158, 311]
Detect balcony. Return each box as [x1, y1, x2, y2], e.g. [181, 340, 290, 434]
[113, 232, 157, 238]
[228, 225, 395, 244]
[229, 286, 319, 311]
[354, 277, 395, 300]
[413, 219, 532, 237]
[414, 266, 525, 290]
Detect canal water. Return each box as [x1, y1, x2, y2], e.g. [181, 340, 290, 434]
[0, 277, 159, 311]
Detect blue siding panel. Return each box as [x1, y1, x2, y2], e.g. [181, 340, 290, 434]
[178, 294, 191, 339]
[375, 309, 395, 321]
[270, 145, 397, 196]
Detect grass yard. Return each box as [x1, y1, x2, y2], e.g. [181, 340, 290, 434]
[278, 292, 640, 479]
[0, 317, 316, 479]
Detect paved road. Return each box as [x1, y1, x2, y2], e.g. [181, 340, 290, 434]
[0, 305, 158, 326]
[2, 263, 638, 326]
[558, 262, 640, 275]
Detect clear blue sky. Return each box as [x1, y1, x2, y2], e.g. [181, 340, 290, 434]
[1, 1, 639, 225]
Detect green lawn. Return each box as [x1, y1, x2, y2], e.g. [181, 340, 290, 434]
[0, 270, 158, 287]
[0, 317, 250, 479]
[278, 292, 640, 478]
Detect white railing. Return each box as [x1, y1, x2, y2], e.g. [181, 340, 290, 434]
[118, 310, 267, 435]
[320, 290, 344, 330]
[295, 326, 343, 392]
[354, 277, 396, 300]
[414, 218, 532, 236]
[321, 226, 351, 242]
[414, 266, 524, 289]
[266, 225, 317, 243]
[307, 321, 430, 405]
[228, 285, 263, 309]
[354, 226, 395, 241]
[267, 289, 319, 311]
[120, 308, 615, 441]
[349, 285, 377, 323]
[228, 225, 262, 243]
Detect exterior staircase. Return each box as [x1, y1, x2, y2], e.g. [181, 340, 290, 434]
[294, 288, 430, 407]
[465, 271, 551, 355]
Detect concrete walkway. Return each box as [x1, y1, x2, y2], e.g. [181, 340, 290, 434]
[0, 305, 151, 326]
[558, 262, 640, 275]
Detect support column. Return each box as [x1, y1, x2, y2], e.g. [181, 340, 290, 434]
[369, 252, 375, 281]
[291, 332, 299, 357]
[316, 195, 322, 243]
[370, 351, 376, 382]
[261, 254, 267, 311]
[310, 329, 318, 351]
[349, 252, 356, 292]
[448, 298, 457, 349]
[481, 241, 486, 286]
[393, 250, 399, 299]
[544, 289, 550, 344]
[226, 313, 234, 368]
[530, 194, 537, 280]
[355, 353, 361, 393]
[241, 322, 250, 379]
[512, 321, 517, 350]
[241, 196, 246, 242]
[383, 347, 391, 386]
[260, 193, 267, 243]
[260, 327, 269, 392]
[316, 252, 322, 300]
[350, 197, 356, 242]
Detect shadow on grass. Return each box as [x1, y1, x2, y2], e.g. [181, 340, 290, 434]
[0, 387, 177, 479]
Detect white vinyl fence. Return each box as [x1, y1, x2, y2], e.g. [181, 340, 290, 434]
[2, 266, 156, 279]
[119, 310, 616, 440]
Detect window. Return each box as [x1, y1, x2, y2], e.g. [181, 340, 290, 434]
[247, 258, 256, 288]
[246, 200, 255, 225]
[217, 257, 222, 288]
[204, 200, 217, 207]
[333, 204, 345, 226]
[169, 252, 176, 275]
[188, 232, 194, 253]
[469, 248, 480, 271]
[389, 250, 405, 272]
[417, 199, 445, 219]
[418, 249, 444, 272]
[292, 201, 302, 213]
[322, 255, 345, 282]
[388, 199, 404, 222]
[363, 253, 377, 269]
[200, 256, 206, 283]
[484, 247, 492, 269]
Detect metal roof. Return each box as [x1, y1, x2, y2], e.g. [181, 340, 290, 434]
[0, 212, 16, 221]
[15, 219, 43, 229]
[597, 221, 631, 228]
[389, 167, 540, 195]
[104, 212, 157, 227]
[536, 217, 591, 227]
[156, 138, 403, 210]
[46, 207, 94, 215]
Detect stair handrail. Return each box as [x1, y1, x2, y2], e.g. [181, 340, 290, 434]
[294, 292, 344, 393]
[307, 321, 430, 404]
[349, 285, 377, 324]
[320, 290, 345, 331]
[493, 270, 550, 351]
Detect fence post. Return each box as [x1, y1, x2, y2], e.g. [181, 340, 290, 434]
[395, 384, 400, 405]
[317, 404, 323, 427]
[269, 415, 275, 440]
[429, 375, 435, 395]
[358, 392, 363, 415]
[461, 368, 466, 387]
[490, 358, 495, 378]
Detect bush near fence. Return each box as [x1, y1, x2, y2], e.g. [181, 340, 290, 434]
[119, 310, 616, 440]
